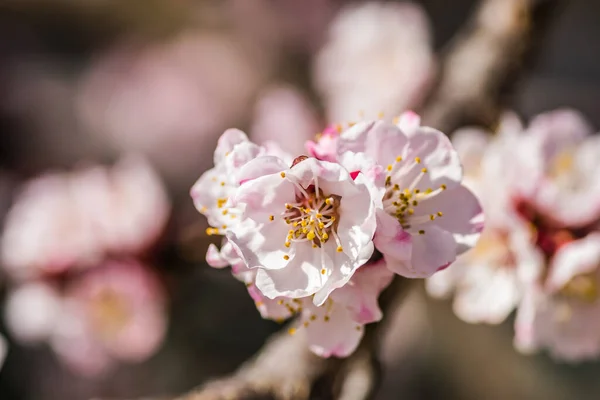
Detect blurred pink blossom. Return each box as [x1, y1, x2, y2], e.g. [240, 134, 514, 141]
[515, 233, 600, 362]
[1, 155, 169, 280]
[76, 31, 264, 183]
[250, 85, 321, 156]
[50, 259, 167, 376]
[313, 2, 436, 122]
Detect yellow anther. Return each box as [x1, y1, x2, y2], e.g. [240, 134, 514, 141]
[220, 181, 226, 186]
[324, 315, 331, 322]
[377, 111, 385, 119]
[277, 299, 284, 305]
[222, 209, 228, 215]
[316, 213, 323, 218]
[301, 220, 308, 227]
[437, 211, 443, 217]
[415, 157, 421, 163]
[325, 198, 333, 205]
[387, 164, 393, 171]
[318, 222, 325, 229]
[412, 200, 418, 206]
[355, 326, 361, 331]
[285, 242, 291, 248]
[396, 156, 403, 162]
[426, 188, 433, 194]
[414, 189, 420, 194]
[421, 168, 428, 173]
[303, 321, 310, 327]
[288, 328, 297, 335]
[408, 209, 415, 215]
[393, 184, 400, 191]
[310, 315, 317, 321]
[321, 268, 326, 275]
[292, 222, 298, 227]
[283, 255, 290, 260]
[307, 231, 316, 240]
[441, 184, 447, 190]
[222, 224, 227, 229]
[302, 228, 308, 234]
[200, 206, 208, 213]
[286, 203, 292, 209]
[269, 215, 274, 221]
[430, 214, 436, 221]
[322, 232, 329, 241]
[312, 243, 318, 248]
[385, 176, 392, 186]
[336, 246, 343, 252]
[418, 230, 425, 235]
[280, 172, 286, 178]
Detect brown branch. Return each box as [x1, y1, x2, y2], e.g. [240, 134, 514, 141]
[117, 1, 562, 399]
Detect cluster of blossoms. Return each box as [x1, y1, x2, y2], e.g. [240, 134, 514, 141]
[191, 112, 483, 357]
[427, 109, 600, 362]
[0, 156, 170, 376]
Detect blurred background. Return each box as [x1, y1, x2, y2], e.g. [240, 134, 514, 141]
[0, 0, 599, 399]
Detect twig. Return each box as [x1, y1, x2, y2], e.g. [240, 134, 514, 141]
[121, 0, 562, 399]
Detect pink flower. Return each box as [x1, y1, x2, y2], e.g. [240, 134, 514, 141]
[51, 260, 167, 376]
[248, 260, 393, 358]
[313, 2, 435, 122]
[337, 115, 483, 278]
[515, 233, 600, 362]
[525, 109, 600, 227]
[1, 156, 169, 279]
[227, 156, 377, 305]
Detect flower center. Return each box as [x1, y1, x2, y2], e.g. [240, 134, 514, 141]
[90, 289, 130, 339]
[381, 155, 446, 235]
[280, 184, 342, 252]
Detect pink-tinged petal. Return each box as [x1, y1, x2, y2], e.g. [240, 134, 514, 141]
[395, 111, 421, 136]
[513, 285, 543, 355]
[236, 155, 288, 185]
[417, 185, 484, 254]
[214, 128, 250, 165]
[247, 284, 294, 321]
[330, 259, 394, 324]
[206, 243, 230, 268]
[546, 233, 600, 293]
[304, 302, 363, 358]
[190, 164, 234, 227]
[306, 129, 339, 162]
[224, 141, 263, 172]
[363, 122, 410, 168]
[405, 225, 457, 278]
[336, 121, 377, 154]
[373, 209, 412, 262]
[405, 127, 463, 190]
[254, 249, 325, 299]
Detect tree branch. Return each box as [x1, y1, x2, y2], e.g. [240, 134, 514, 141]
[121, 1, 562, 399]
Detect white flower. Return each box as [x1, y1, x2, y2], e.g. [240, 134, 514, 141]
[337, 115, 483, 278]
[227, 156, 377, 305]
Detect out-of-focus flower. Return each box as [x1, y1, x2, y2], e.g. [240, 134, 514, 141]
[337, 116, 483, 278]
[515, 233, 600, 362]
[51, 260, 167, 377]
[306, 124, 343, 162]
[426, 115, 542, 324]
[5, 282, 62, 344]
[229, 156, 377, 305]
[313, 2, 435, 122]
[77, 31, 263, 183]
[250, 85, 321, 156]
[1, 155, 169, 279]
[525, 109, 600, 227]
